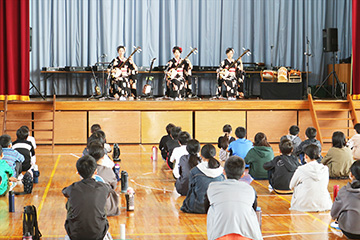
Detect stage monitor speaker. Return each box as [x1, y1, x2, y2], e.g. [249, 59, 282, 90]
[323, 28, 338, 52]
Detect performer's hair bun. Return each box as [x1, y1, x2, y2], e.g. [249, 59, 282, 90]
[117, 45, 126, 52]
[173, 46, 182, 53]
[226, 47, 234, 54]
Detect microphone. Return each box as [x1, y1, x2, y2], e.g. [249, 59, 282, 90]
[100, 54, 107, 58]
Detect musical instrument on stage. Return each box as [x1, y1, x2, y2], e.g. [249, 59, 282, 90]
[112, 46, 141, 78]
[219, 49, 250, 79]
[166, 47, 198, 79]
[142, 58, 156, 95]
[262, 70, 277, 81]
[277, 67, 288, 82]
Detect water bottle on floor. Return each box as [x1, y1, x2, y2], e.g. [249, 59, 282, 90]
[9, 191, 15, 212]
[125, 187, 135, 211]
[121, 171, 128, 193]
[256, 207, 262, 229]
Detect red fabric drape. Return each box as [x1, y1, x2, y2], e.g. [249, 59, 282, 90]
[0, 0, 30, 101]
[353, 0, 360, 99]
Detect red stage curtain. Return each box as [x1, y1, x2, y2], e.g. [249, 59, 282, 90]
[0, 0, 30, 101]
[353, 0, 360, 99]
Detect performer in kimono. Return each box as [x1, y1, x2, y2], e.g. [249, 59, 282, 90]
[217, 48, 244, 100]
[108, 46, 138, 100]
[165, 46, 193, 100]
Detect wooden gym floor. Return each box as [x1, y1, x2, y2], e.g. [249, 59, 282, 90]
[0, 144, 349, 240]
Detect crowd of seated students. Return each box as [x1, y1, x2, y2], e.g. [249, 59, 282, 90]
[159, 122, 360, 239]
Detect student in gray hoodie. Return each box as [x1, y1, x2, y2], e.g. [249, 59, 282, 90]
[280, 125, 301, 152]
[331, 160, 360, 239]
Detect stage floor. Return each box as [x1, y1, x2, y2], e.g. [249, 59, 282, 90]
[0, 144, 348, 239]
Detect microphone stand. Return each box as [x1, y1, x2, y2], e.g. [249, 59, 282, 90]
[304, 37, 312, 97]
[99, 61, 116, 100]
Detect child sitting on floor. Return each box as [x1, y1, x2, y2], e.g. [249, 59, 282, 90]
[88, 141, 120, 216]
[347, 123, 360, 160]
[289, 144, 332, 212]
[63, 155, 112, 240]
[175, 139, 201, 196]
[217, 124, 235, 149]
[12, 127, 35, 174]
[280, 125, 301, 153]
[181, 144, 224, 214]
[159, 123, 175, 161]
[218, 136, 230, 164]
[295, 127, 322, 164]
[166, 126, 182, 169]
[228, 127, 253, 159]
[331, 160, 360, 239]
[263, 139, 300, 194]
[170, 131, 191, 179]
[245, 132, 274, 180]
[0, 146, 17, 197]
[0, 135, 24, 178]
[321, 131, 354, 178]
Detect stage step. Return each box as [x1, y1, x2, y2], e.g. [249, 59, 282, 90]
[317, 118, 353, 121]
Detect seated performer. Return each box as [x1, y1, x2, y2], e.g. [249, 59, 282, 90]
[108, 46, 138, 100]
[217, 48, 244, 100]
[165, 46, 193, 100]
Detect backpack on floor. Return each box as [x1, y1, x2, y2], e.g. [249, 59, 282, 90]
[15, 172, 33, 195]
[23, 205, 42, 240]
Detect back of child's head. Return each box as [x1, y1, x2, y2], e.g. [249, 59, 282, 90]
[170, 126, 182, 140]
[305, 127, 317, 139]
[279, 139, 293, 155]
[186, 139, 201, 169]
[88, 141, 105, 162]
[21, 125, 30, 133]
[224, 156, 245, 180]
[332, 131, 346, 148]
[16, 127, 29, 140]
[354, 123, 360, 134]
[201, 144, 220, 169]
[254, 132, 270, 147]
[304, 144, 320, 160]
[350, 161, 360, 188]
[178, 131, 191, 145]
[95, 130, 107, 142]
[235, 127, 246, 139]
[166, 123, 176, 135]
[0, 135, 11, 148]
[289, 125, 300, 136]
[88, 131, 105, 148]
[219, 136, 229, 150]
[223, 124, 232, 134]
[90, 124, 101, 134]
[76, 155, 97, 179]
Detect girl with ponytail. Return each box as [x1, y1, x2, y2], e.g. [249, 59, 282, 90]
[331, 160, 360, 239]
[181, 144, 224, 213]
[175, 140, 201, 196]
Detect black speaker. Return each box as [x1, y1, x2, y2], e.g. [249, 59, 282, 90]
[323, 28, 338, 52]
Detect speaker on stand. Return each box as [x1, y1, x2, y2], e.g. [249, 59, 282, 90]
[314, 28, 345, 99]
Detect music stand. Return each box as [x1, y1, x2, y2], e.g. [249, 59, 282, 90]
[313, 51, 345, 99]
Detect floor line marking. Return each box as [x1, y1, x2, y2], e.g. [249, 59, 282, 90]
[253, 180, 333, 231]
[130, 179, 173, 193]
[70, 153, 80, 158]
[263, 231, 340, 238]
[37, 154, 61, 217]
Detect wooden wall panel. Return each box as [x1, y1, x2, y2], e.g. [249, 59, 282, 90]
[141, 111, 192, 144]
[247, 111, 297, 143]
[2, 112, 32, 141]
[35, 111, 87, 144]
[195, 111, 246, 143]
[299, 110, 349, 143]
[89, 111, 141, 144]
[33, 112, 53, 144]
[0, 112, 3, 135]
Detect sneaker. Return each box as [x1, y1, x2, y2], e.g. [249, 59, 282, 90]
[128, 96, 134, 101]
[268, 184, 273, 193]
[228, 97, 236, 101]
[175, 97, 181, 101]
[330, 221, 340, 230]
[17, 173, 24, 181]
[119, 96, 127, 101]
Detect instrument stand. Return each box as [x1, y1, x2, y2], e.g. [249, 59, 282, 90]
[87, 65, 103, 101]
[142, 76, 155, 100]
[29, 79, 45, 100]
[304, 37, 312, 98]
[313, 52, 344, 99]
[156, 76, 173, 100]
[186, 76, 201, 100]
[99, 64, 116, 101]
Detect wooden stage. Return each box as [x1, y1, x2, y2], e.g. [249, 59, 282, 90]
[1, 98, 357, 239]
[1, 97, 360, 146]
[0, 144, 350, 239]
